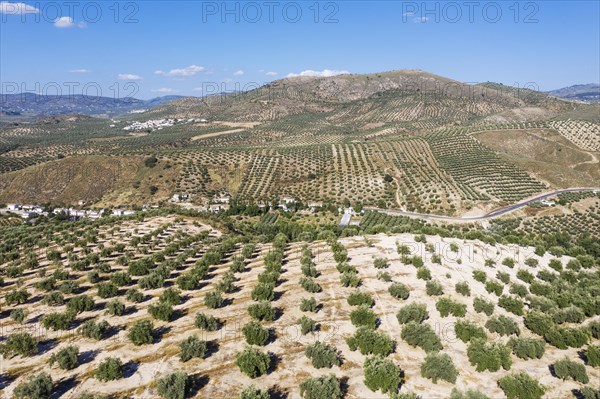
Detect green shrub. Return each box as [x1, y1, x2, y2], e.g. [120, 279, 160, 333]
[516, 269, 534, 284]
[420, 352, 457, 383]
[194, 312, 219, 331]
[580, 387, 600, 399]
[204, 291, 224, 309]
[586, 344, 600, 367]
[544, 326, 590, 349]
[374, 257, 389, 269]
[472, 270, 487, 283]
[350, 305, 378, 329]
[524, 311, 553, 336]
[436, 298, 466, 317]
[548, 258, 563, 272]
[346, 327, 394, 356]
[498, 295, 524, 315]
[425, 280, 444, 296]
[305, 341, 340, 369]
[110, 271, 132, 287]
[239, 385, 269, 399]
[42, 290, 65, 306]
[396, 303, 428, 324]
[502, 258, 515, 268]
[485, 315, 520, 336]
[553, 306, 585, 324]
[377, 271, 392, 282]
[106, 300, 126, 316]
[80, 320, 110, 340]
[416, 267, 431, 280]
[128, 319, 153, 345]
[10, 308, 26, 323]
[389, 283, 410, 299]
[49, 345, 79, 370]
[364, 355, 403, 394]
[509, 337, 545, 360]
[298, 315, 317, 335]
[42, 311, 74, 331]
[13, 372, 52, 399]
[179, 334, 207, 362]
[96, 282, 118, 298]
[498, 372, 544, 399]
[5, 289, 30, 305]
[590, 320, 600, 339]
[67, 295, 96, 314]
[449, 389, 490, 399]
[496, 271, 510, 284]
[509, 283, 528, 297]
[177, 273, 199, 290]
[299, 374, 342, 399]
[455, 282, 470, 297]
[467, 338, 511, 372]
[248, 301, 276, 321]
[95, 357, 124, 381]
[160, 287, 182, 305]
[411, 256, 424, 267]
[243, 321, 270, 345]
[138, 272, 165, 289]
[300, 277, 322, 293]
[126, 288, 145, 303]
[485, 280, 503, 296]
[473, 297, 494, 316]
[340, 271, 360, 287]
[0, 332, 37, 357]
[348, 290, 374, 306]
[524, 258, 539, 268]
[300, 297, 318, 312]
[157, 372, 191, 399]
[235, 346, 271, 378]
[553, 357, 588, 383]
[454, 319, 486, 343]
[251, 283, 275, 301]
[149, 301, 174, 322]
[401, 322, 442, 352]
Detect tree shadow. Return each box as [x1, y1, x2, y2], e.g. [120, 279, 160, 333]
[339, 376, 350, 397]
[154, 326, 171, 343]
[268, 352, 282, 374]
[123, 361, 140, 378]
[50, 376, 79, 399]
[548, 364, 557, 378]
[38, 338, 58, 355]
[0, 374, 15, 390]
[268, 386, 289, 399]
[79, 349, 100, 365]
[205, 340, 220, 358]
[188, 374, 210, 397]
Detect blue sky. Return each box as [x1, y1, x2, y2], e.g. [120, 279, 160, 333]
[1, 1, 599, 99]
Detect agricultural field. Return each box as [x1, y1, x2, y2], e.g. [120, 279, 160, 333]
[1, 212, 599, 399]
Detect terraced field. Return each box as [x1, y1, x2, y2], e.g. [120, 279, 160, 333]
[1, 213, 599, 399]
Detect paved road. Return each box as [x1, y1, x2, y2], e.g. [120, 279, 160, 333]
[366, 188, 600, 222]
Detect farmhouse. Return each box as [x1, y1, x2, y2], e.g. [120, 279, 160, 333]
[339, 212, 352, 227]
[540, 199, 556, 206]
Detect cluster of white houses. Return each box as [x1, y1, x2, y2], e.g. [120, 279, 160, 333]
[3, 204, 135, 219]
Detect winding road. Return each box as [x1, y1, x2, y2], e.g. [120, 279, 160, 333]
[366, 188, 600, 222]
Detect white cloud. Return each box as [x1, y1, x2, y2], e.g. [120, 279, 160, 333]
[402, 12, 414, 17]
[286, 69, 350, 78]
[68, 69, 90, 73]
[0, 2, 39, 14]
[233, 70, 244, 76]
[155, 65, 205, 77]
[118, 74, 143, 81]
[193, 87, 203, 92]
[265, 71, 278, 76]
[151, 88, 177, 93]
[53, 16, 85, 28]
[414, 16, 428, 23]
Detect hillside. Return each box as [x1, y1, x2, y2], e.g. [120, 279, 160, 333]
[0, 212, 598, 398]
[548, 84, 600, 103]
[0, 70, 597, 213]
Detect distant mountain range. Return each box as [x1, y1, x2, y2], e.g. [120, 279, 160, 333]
[0, 93, 189, 118]
[548, 84, 600, 103]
